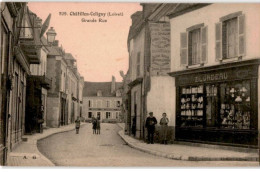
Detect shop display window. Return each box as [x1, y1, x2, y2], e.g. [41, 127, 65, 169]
[180, 85, 204, 127]
[179, 80, 251, 130]
[220, 81, 250, 129]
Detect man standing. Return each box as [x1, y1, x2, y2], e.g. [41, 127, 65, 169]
[145, 112, 157, 144]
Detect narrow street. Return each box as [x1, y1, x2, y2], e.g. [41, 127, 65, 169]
[37, 124, 258, 167]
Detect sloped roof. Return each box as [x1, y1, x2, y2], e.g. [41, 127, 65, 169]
[148, 3, 178, 21]
[65, 53, 76, 61]
[167, 3, 210, 18]
[83, 81, 123, 97]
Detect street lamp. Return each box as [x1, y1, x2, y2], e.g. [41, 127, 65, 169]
[46, 27, 57, 44]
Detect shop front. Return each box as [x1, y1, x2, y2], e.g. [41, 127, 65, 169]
[169, 59, 259, 147]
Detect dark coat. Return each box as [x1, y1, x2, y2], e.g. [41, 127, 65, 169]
[75, 119, 81, 128]
[145, 116, 157, 129]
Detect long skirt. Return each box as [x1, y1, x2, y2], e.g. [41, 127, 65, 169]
[161, 125, 168, 141]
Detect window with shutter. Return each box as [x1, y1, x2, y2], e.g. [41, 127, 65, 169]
[215, 22, 222, 61]
[180, 32, 188, 66]
[201, 26, 208, 63]
[189, 28, 201, 65]
[217, 12, 246, 61]
[238, 14, 245, 56]
[181, 24, 208, 67]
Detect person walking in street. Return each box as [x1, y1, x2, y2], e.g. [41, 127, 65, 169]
[96, 119, 101, 134]
[145, 112, 157, 144]
[75, 116, 81, 134]
[92, 117, 97, 134]
[160, 113, 169, 144]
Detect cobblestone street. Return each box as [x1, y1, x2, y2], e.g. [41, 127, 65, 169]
[37, 123, 259, 167]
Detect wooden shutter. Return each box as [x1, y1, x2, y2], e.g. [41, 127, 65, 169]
[215, 22, 222, 61]
[238, 14, 245, 56]
[201, 26, 208, 64]
[180, 32, 188, 66]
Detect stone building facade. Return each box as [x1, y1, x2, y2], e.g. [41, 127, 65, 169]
[168, 3, 260, 147]
[126, 4, 176, 141]
[1, 2, 43, 165]
[82, 76, 122, 122]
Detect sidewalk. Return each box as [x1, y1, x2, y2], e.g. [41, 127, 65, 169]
[7, 123, 86, 166]
[117, 123, 259, 161]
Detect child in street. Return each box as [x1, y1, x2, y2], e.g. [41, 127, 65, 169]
[75, 116, 81, 134]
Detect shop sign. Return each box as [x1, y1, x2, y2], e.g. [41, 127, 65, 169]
[195, 73, 228, 83]
[176, 65, 258, 86]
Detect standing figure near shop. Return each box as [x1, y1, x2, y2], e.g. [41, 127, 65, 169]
[75, 116, 81, 134]
[160, 113, 169, 144]
[96, 119, 101, 134]
[145, 112, 157, 144]
[92, 117, 97, 134]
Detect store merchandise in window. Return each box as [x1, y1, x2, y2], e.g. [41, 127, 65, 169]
[220, 81, 250, 129]
[180, 85, 204, 127]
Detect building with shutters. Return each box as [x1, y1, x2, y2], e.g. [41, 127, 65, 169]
[82, 76, 123, 122]
[126, 4, 176, 141]
[168, 3, 260, 147]
[1, 2, 46, 165]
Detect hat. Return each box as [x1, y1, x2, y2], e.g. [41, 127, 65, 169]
[149, 112, 153, 115]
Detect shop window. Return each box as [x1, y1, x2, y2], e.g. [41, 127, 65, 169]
[219, 81, 250, 129]
[88, 112, 92, 118]
[180, 85, 204, 127]
[179, 80, 251, 130]
[205, 85, 218, 127]
[180, 24, 208, 67]
[216, 12, 245, 61]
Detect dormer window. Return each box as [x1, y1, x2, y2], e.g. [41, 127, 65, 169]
[116, 90, 121, 97]
[97, 90, 102, 97]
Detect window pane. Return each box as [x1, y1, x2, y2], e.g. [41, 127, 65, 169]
[225, 18, 238, 58]
[220, 81, 250, 129]
[189, 29, 201, 65]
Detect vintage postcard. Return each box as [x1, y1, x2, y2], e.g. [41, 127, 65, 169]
[0, 1, 260, 167]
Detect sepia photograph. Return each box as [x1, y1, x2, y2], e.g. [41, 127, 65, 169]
[0, 0, 260, 168]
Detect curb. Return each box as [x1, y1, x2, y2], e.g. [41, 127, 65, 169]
[9, 123, 88, 166]
[35, 123, 88, 166]
[117, 130, 259, 162]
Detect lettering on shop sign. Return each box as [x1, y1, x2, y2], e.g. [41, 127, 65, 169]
[195, 73, 228, 83]
[149, 22, 171, 76]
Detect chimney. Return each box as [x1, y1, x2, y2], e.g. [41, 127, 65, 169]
[141, 3, 158, 19]
[131, 11, 141, 25]
[111, 76, 116, 93]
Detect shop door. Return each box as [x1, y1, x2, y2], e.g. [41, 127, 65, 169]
[205, 85, 219, 127]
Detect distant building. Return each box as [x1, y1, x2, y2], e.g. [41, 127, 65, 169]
[82, 76, 123, 122]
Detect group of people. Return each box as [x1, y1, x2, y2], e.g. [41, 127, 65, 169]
[75, 111, 169, 145]
[74, 116, 101, 135]
[92, 117, 101, 134]
[145, 112, 169, 144]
